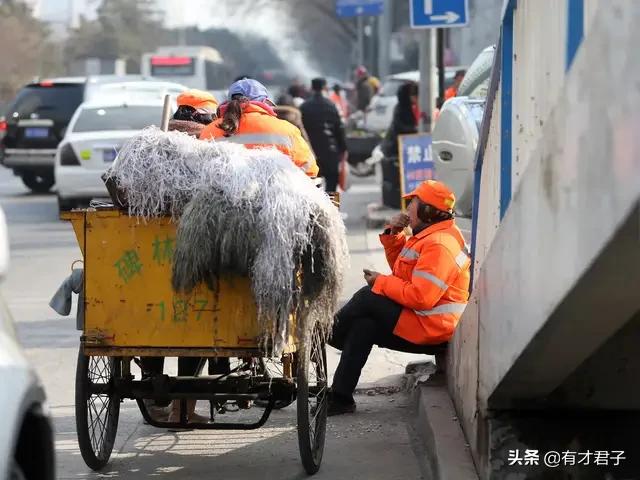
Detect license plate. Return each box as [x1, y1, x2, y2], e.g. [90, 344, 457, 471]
[103, 149, 117, 163]
[24, 127, 49, 138]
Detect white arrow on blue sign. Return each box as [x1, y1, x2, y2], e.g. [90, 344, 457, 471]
[410, 0, 469, 28]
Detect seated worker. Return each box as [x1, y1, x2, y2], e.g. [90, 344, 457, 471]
[169, 89, 219, 136]
[200, 78, 318, 177]
[328, 180, 471, 415]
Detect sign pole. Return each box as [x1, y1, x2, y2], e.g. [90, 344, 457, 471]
[418, 30, 431, 133]
[377, 0, 392, 78]
[357, 15, 365, 66]
[437, 28, 446, 105]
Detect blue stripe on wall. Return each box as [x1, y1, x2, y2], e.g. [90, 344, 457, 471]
[566, 0, 584, 70]
[499, 6, 514, 219]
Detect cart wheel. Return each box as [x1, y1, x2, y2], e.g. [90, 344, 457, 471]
[296, 328, 328, 475]
[75, 348, 121, 471]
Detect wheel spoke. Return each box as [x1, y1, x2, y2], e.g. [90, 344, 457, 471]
[85, 357, 116, 458]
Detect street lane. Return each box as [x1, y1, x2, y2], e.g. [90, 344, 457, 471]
[0, 167, 427, 479]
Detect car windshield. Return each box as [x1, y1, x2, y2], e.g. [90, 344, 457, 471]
[8, 84, 84, 123]
[72, 106, 163, 133]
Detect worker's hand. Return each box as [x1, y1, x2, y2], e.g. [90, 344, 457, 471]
[363, 269, 381, 287]
[388, 213, 410, 233]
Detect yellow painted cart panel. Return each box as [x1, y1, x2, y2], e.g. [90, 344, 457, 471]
[67, 209, 262, 348]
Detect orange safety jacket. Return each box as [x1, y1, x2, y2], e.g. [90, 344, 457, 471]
[329, 92, 349, 118]
[199, 102, 319, 177]
[372, 219, 470, 344]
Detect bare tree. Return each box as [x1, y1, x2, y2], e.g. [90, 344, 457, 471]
[0, 0, 61, 101]
[65, 0, 167, 72]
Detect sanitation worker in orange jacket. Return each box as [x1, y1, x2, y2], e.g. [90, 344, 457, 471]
[200, 79, 318, 177]
[328, 180, 470, 415]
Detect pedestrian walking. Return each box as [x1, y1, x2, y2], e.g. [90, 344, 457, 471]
[445, 69, 467, 100]
[329, 84, 349, 119]
[354, 65, 375, 112]
[381, 82, 419, 159]
[300, 78, 348, 192]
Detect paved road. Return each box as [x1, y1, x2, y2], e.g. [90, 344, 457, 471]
[0, 168, 429, 479]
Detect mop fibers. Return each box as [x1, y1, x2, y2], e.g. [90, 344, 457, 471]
[106, 127, 349, 353]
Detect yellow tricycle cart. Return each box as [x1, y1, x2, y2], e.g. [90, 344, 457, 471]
[63, 207, 329, 475]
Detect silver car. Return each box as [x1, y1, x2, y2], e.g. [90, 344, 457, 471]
[0, 208, 54, 480]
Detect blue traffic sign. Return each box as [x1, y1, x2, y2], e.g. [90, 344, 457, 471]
[336, 0, 384, 17]
[410, 0, 469, 28]
[398, 134, 435, 202]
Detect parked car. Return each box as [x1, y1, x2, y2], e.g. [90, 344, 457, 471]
[0, 76, 185, 194]
[55, 92, 178, 212]
[0, 77, 86, 193]
[432, 46, 496, 217]
[0, 207, 55, 480]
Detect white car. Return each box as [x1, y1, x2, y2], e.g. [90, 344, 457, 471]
[55, 92, 179, 212]
[0, 207, 55, 480]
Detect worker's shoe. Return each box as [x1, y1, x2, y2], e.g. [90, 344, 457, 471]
[327, 391, 356, 416]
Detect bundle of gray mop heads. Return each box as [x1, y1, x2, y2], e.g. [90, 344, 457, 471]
[105, 127, 349, 353]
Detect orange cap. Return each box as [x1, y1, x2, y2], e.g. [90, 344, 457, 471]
[403, 180, 456, 212]
[177, 89, 218, 112]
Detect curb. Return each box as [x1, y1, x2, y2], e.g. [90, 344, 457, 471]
[407, 362, 479, 480]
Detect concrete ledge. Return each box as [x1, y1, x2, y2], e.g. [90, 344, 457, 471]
[409, 378, 479, 480]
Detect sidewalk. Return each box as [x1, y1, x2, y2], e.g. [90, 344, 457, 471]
[337, 182, 478, 479]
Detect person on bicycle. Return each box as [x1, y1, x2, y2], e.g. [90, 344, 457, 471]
[199, 79, 318, 177]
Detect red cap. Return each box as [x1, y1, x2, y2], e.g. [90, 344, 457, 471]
[403, 180, 456, 212]
[355, 65, 368, 77]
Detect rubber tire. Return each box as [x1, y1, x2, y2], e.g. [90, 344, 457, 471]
[75, 348, 120, 471]
[21, 172, 54, 193]
[296, 334, 328, 475]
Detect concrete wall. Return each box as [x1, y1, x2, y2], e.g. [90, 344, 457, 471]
[472, 82, 502, 275]
[511, 0, 567, 190]
[449, 0, 640, 476]
[476, 0, 640, 408]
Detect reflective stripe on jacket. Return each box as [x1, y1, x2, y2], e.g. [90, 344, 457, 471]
[371, 219, 470, 345]
[199, 103, 319, 177]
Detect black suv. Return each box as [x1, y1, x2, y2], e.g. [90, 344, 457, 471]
[0, 78, 86, 192]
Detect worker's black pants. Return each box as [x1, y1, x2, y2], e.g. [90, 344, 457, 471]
[329, 286, 444, 403]
[323, 172, 339, 193]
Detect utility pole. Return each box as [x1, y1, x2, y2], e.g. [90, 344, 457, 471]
[377, 0, 392, 78]
[418, 30, 431, 133]
[436, 28, 445, 106]
[357, 15, 365, 66]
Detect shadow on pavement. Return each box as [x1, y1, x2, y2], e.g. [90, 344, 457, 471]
[54, 395, 418, 480]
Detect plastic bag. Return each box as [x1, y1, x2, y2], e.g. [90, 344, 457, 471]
[338, 152, 351, 192]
